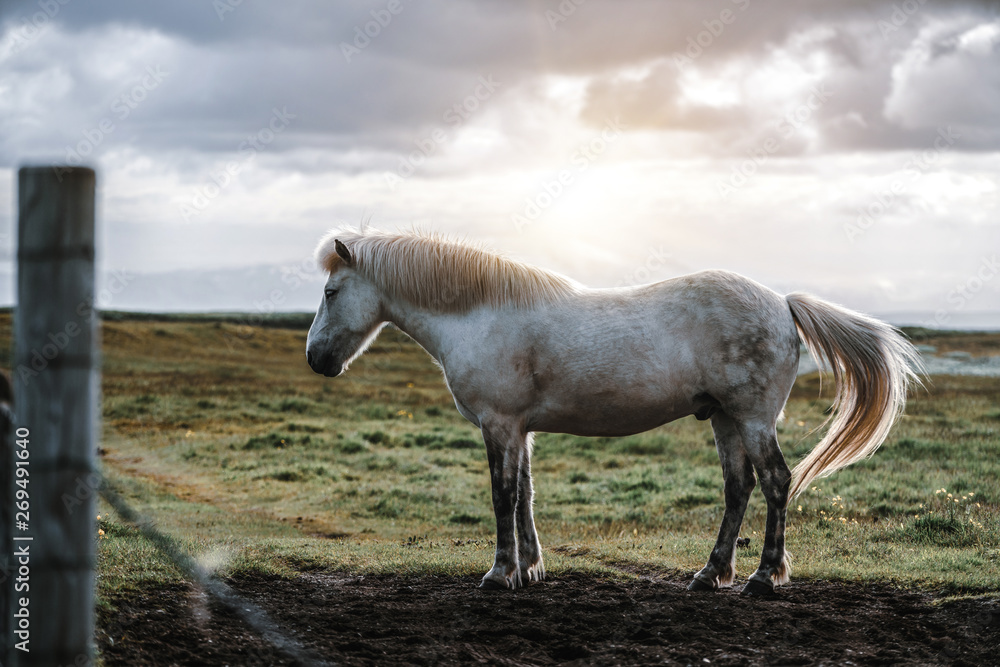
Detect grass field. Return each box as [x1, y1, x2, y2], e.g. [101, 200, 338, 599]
[2, 313, 999, 638]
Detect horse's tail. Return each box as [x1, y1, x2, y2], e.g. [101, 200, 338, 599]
[785, 293, 923, 501]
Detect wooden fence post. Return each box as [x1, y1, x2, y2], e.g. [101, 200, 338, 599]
[5, 166, 98, 665]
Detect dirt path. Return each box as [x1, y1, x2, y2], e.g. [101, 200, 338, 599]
[99, 572, 998, 666]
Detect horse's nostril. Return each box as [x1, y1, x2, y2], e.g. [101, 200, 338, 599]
[307, 351, 314, 367]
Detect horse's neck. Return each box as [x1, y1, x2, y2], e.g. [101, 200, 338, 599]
[383, 298, 453, 363]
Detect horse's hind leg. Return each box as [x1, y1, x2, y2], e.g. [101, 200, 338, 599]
[689, 412, 756, 591]
[516, 435, 545, 583]
[735, 419, 792, 596]
[479, 418, 525, 590]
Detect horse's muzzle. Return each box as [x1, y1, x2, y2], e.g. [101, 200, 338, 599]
[306, 350, 342, 377]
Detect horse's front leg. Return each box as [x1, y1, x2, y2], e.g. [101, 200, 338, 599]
[516, 435, 545, 583]
[479, 419, 525, 590]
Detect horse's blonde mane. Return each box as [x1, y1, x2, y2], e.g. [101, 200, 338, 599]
[315, 228, 581, 312]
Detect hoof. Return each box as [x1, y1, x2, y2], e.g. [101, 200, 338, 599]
[478, 578, 508, 591]
[740, 578, 776, 598]
[480, 567, 522, 590]
[521, 560, 546, 585]
[687, 578, 716, 592]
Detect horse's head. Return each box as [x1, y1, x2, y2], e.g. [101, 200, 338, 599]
[306, 238, 384, 377]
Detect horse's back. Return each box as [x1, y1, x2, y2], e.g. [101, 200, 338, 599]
[574, 269, 797, 364]
[496, 270, 800, 435]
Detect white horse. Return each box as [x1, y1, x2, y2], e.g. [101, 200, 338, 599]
[305, 228, 920, 595]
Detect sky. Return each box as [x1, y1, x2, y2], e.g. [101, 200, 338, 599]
[0, 0, 998, 326]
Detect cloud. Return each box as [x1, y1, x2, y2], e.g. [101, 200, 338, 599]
[580, 60, 752, 136]
[883, 17, 1000, 144]
[0, 0, 998, 317]
[4, 0, 1000, 166]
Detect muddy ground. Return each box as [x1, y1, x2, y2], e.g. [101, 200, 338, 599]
[98, 571, 999, 666]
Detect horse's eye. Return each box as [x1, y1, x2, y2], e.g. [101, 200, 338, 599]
[325, 288, 338, 300]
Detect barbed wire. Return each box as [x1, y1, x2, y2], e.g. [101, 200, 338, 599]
[98, 477, 330, 666]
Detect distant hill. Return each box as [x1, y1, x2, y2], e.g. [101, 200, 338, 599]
[0, 264, 996, 330]
[0, 263, 326, 313]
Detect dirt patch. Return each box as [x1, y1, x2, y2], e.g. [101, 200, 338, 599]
[98, 572, 999, 666]
[97, 582, 291, 665]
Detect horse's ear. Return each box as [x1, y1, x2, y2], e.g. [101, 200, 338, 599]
[334, 239, 354, 266]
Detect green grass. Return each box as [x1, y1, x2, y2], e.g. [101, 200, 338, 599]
[1, 313, 996, 612]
